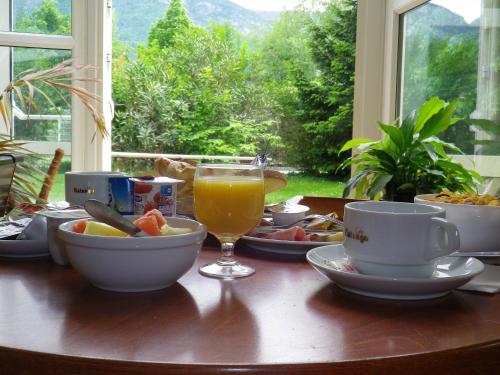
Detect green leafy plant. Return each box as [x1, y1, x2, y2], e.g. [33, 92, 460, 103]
[339, 97, 482, 201]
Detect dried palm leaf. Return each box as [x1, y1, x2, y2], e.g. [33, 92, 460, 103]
[0, 58, 110, 212]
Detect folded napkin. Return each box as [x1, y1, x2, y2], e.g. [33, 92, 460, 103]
[458, 264, 500, 294]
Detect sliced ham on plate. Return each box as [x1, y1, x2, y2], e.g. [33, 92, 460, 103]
[251, 226, 311, 241]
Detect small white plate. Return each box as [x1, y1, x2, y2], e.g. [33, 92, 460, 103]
[240, 235, 340, 256]
[306, 244, 484, 300]
[0, 239, 49, 258]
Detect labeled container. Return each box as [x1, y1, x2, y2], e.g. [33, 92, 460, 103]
[109, 176, 134, 215]
[65, 171, 126, 206]
[131, 177, 183, 217]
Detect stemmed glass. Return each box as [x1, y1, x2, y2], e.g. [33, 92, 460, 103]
[193, 163, 265, 279]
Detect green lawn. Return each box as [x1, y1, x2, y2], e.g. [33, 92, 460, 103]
[50, 173, 66, 202]
[48, 172, 346, 204]
[265, 174, 346, 204]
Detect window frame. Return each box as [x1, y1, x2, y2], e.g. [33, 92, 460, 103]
[353, 0, 427, 140]
[354, 0, 499, 178]
[0, 0, 112, 171]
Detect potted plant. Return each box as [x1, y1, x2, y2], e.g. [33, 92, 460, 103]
[0, 59, 108, 212]
[339, 97, 482, 202]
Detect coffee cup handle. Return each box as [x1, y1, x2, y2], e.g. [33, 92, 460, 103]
[426, 217, 460, 260]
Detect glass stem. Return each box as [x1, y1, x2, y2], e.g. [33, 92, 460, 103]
[217, 242, 237, 266]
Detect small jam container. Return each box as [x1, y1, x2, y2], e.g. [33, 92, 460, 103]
[269, 203, 310, 227]
[131, 177, 184, 217]
[38, 209, 90, 265]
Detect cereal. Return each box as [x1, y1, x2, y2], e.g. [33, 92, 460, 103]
[427, 192, 500, 206]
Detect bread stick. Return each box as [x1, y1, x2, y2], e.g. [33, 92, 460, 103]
[37, 148, 64, 204]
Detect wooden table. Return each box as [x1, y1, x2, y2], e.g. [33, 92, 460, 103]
[0, 246, 499, 375]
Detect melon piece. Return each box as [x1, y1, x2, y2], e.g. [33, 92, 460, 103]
[160, 224, 192, 236]
[144, 209, 167, 227]
[73, 219, 88, 233]
[83, 221, 128, 237]
[133, 215, 161, 236]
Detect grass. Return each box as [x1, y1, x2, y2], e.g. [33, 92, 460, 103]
[47, 172, 346, 204]
[265, 174, 346, 204]
[50, 173, 66, 202]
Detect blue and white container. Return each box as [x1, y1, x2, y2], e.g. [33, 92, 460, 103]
[109, 176, 134, 215]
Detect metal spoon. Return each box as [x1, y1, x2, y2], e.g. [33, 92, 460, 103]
[83, 199, 148, 237]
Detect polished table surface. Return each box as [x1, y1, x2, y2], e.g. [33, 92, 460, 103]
[0, 245, 499, 375]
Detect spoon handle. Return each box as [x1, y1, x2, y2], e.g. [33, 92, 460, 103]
[84, 199, 147, 237]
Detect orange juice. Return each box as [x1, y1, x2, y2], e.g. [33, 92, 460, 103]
[194, 175, 264, 240]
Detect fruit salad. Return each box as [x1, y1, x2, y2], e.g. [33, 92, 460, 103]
[72, 209, 193, 237]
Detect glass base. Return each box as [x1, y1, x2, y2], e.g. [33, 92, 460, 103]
[199, 262, 255, 279]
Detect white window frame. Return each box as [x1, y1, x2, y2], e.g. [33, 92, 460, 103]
[0, 0, 112, 171]
[354, 0, 499, 178]
[353, 0, 426, 140]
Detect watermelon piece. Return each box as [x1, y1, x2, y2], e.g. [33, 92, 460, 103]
[73, 219, 88, 234]
[144, 208, 166, 227]
[133, 215, 161, 236]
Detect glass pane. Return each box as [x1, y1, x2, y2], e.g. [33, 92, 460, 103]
[0, 0, 71, 35]
[398, 0, 499, 170]
[0, 46, 71, 202]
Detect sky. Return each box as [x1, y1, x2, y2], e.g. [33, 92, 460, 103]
[431, 0, 481, 23]
[231, 0, 481, 24]
[230, 0, 302, 12]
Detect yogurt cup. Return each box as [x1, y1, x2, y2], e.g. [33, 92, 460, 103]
[131, 177, 184, 217]
[38, 209, 90, 265]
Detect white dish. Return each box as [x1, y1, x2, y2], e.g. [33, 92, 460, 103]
[306, 244, 484, 300]
[58, 217, 207, 292]
[0, 239, 49, 258]
[415, 194, 500, 253]
[240, 235, 340, 256]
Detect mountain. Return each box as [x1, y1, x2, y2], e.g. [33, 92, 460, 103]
[113, 0, 280, 48]
[405, 3, 479, 39]
[14, 0, 280, 48]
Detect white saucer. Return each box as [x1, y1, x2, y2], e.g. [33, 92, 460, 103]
[0, 239, 50, 258]
[306, 244, 484, 300]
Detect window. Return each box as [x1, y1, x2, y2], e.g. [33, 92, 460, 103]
[398, 0, 499, 178]
[0, 0, 112, 184]
[354, 0, 499, 183]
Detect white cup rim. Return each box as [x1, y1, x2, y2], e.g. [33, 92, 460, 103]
[345, 201, 445, 215]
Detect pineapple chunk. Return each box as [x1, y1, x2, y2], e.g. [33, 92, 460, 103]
[83, 221, 128, 237]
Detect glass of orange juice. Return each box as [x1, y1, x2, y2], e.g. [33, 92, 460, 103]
[194, 163, 264, 279]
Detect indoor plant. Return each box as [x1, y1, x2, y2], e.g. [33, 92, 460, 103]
[339, 97, 482, 201]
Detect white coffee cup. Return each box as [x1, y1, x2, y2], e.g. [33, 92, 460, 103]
[65, 171, 126, 206]
[343, 201, 460, 278]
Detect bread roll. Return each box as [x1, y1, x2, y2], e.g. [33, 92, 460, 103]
[263, 169, 287, 194]
[154, 157, 287, 215]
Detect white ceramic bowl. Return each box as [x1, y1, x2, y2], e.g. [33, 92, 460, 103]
[269, 204, 309, 226]
[58, 217, 207, 292]
[414, 194, 500, 253]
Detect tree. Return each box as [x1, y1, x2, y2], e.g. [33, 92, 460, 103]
[15, 0, 70, 35]
[285, 0, 357, 174]
[148, 0, 192, 49]
[113, 20, 281, 168]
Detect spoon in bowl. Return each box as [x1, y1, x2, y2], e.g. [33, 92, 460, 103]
[83, 199, 149, 237]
